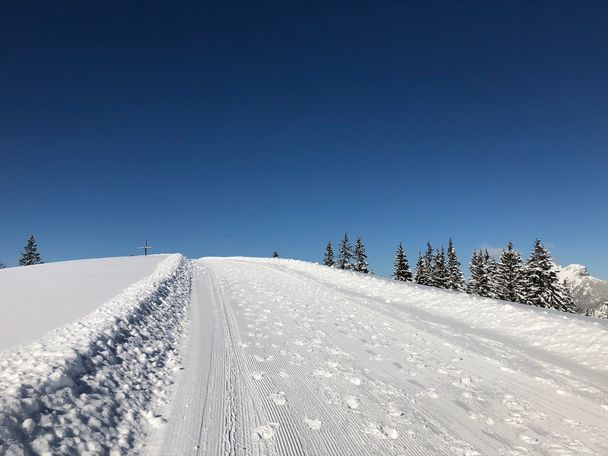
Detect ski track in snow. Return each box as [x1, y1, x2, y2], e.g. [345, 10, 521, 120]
[153, 258, 608, 456]
[2, 256, 608, 455]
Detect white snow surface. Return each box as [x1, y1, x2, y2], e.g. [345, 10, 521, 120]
[0, 255, 168, 350]
[3, 256, 608, 455]
[0, 254, 191, 455]
[152, 258, 608, 456]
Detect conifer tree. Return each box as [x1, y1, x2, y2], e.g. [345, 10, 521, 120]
[272, 251, 279, 258]
[354, 238, 369, 273]
[419, 242, 434, 285]
[561, 279, 576, 312]
[432, 247, 449, 288]
[0, 262, 5, 269]
[525, 239, 575, 312]
[447, 239, 465, 291]
[495, 241, 526, 303]
[323, 241, 335, 267]
[338, 232, 354, 270]
[414, 252, 427, 284]
[392, 243, 412, 281]
[484, 249, 499, 298]
[467, 250, 488, 296]
[19, 236, 43, 266]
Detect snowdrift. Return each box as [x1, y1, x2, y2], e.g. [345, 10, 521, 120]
[0, 255, 168, 350]
[265, 258, 608, 373]
[0, 254, 191, 455]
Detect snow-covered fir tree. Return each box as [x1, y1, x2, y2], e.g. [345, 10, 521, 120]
[561, 278, 575, 311]
[415, 242, 434, 286]
[19, 236, 43, 266]
[467, 250, 491, 297]
[525, 239, 575, 312]
[323, 241, 335, 267]
[483, 249, 499, 298]
[0, 261, 5, 269]
[447, 239, 465, 291]
[354, 238, 369, 273]
[495, 241, 526, 303]
[392, 243, 412, 282]
[338, 232, 354, 270]
[432, 247, 449, 289]
[413, 252, 428, 285]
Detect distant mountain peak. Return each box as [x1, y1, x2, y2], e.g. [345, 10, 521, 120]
[558, 264, 608, 315]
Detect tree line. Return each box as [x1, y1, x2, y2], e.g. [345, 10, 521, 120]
[0, 235, 44, 268]
[323, 234, 575, 313]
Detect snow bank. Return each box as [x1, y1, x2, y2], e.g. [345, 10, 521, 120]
[239, 258, 608, 373]
[0, 254, 191, 455]
[0, 255, 168, 350]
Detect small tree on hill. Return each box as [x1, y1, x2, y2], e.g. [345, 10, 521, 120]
[467, 250, 487, 296]
[483, 249, 499, 298]
[447, 239, 465, 291]
[495, 241, 526, 303]
[338, 232, 354, 270]
[423, 242, 434, 283]
[19, 236, 43, 266]
[0, 261, 5, 269]
[432, 247, 449, 289]
[392, 243, 412, 281]
[272, 251, 279, 258]
[525, 239, 575, 312]
[354, 238, 369, 273]
[414, 252, 427, 284]
[324, 241, 335, 267]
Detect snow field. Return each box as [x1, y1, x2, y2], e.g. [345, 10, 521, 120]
[0, 255, 168, 350]
[0, 254, 192, 455]
[156, 257, 608, 455]
[271, 258, 608, 373]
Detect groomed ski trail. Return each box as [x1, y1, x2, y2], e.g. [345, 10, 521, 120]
[152, 258, 608, 456]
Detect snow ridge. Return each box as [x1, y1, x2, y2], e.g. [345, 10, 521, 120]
[246, 258, 608, 373]
[0, 254, 192, 455]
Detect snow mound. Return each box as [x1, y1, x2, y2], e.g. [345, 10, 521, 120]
[0, 254, 192, 455]
[0, 255, 168, 350]
[250, 257, 608, 372]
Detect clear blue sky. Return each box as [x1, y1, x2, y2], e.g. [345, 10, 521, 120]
[1, 1, 607, 278]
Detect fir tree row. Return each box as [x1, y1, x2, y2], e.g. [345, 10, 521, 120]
[396, 238, 574, 312]
[324, 233, 369, 273]
[467, 239, 575, 312]
[323, 236, 575, 314]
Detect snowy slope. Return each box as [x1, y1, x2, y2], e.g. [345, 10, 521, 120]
[2, 256, 608, 455]
[0, 255, 168, 350]
[0, 254, 191, 455]
[153, 258, 608, 456]
[558, 263, 608, 313]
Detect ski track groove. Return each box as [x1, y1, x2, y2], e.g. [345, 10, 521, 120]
[150, 258, 608, 456]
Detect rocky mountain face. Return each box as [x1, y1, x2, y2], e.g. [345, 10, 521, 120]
[558, 264, 608, 317]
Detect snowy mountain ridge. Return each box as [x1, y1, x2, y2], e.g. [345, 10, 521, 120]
[558, 263, 608, 313]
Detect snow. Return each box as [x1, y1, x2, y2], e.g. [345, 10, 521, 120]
[0, 255, 168, 350]
[2, 255, 608, 455]
[0, 254, 191, 455]
[153, 257, 608, 455]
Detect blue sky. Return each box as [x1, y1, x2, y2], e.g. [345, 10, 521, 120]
[1, 1, 607, 278]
